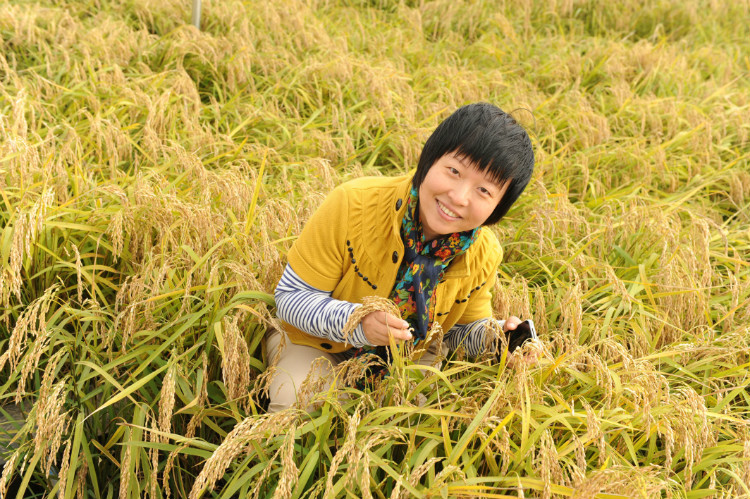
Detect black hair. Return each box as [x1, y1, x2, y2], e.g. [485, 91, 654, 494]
[412, 102, 535, 225]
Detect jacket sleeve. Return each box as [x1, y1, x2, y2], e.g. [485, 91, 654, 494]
[445, 318, 506, 356]
[456, 236, 502, 324]
[275, 264, 371, 347]
[286, 184, 350, 291]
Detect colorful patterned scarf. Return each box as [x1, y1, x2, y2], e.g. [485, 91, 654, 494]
[391, 186, 478, 340]
[352, 186, 477, 382]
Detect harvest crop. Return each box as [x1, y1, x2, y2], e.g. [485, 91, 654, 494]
[0, 0, 748, 497]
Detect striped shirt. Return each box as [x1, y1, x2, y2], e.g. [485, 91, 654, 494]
[275, 264, 503, 356]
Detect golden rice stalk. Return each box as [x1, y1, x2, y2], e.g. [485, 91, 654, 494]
[249, 444, 288, 499]
[657, 420, 675, 473]
[153, 364, 175, 497]
[34, 379, 69, 476]
[431, 465, 466, 492]
[163, 443, 189, 499]
[572, 434, 587, 485]
[499, 426, 511, 475]
[404, 457, 441, 493]
[532, 287, 548, 337]
[605, 264, 633, 315]
[39, 349, 65, 403]
[16, 329, 51, 404]
[357, 448, 374, 499]
[670, 387, 713, 489]
[333, 354, 385, 390]
[179, 270, 193, 316]
[341, 296, 401, 343]
[72, 243, 83, 303]
[573, 465, 667, 498]
[75, 459, 88, 499]
[294, 356, 335, 411]
[186, 353, 209, 439]
[0, 447, 19, 498]
[561, 282, 583, 346]
[113, 277, 138, 352]
[484, 318, 506, 357]
[247, 364, 277, 411]
[6, 188, 54, 303]
[159, 363, 177, 437]
[405, 320, 445, 362]
[582, 401, 607, 468]
[346, 428, 405, 498]
[581, 353, 615, 408]
[189, 412, 297, 499]
[539, 430, 563, 499]
[221, 316, 251, 401]
[1, 126, 39, 186]
[324, 405, 362, 498]
[119, 432, 132, 499]
[742, 432, 750, 487]
[56, 438, 72, 499]
[571, 470, 612, 499]
[0, 282, 59, 374]
[389, 479, 403, 499]
[105, 210, 126, 262]
[271, 423, 298, 499]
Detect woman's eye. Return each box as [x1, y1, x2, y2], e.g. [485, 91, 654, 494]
[478, 186, 492, 196]
[449, 167, 459, 175]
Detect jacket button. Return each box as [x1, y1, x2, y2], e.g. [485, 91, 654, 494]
[395, 199, 402, 210]
[320, 342, 332, 350]
[372, 284, 377, 290]
[392, 251, 398, 263]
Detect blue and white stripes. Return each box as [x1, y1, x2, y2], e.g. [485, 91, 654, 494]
[444, 318, 505, 356]
[274, 264, 499, 355]
[275, 265, 369, 347]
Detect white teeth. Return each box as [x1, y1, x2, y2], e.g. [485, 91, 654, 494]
[438, 201, 459, 218]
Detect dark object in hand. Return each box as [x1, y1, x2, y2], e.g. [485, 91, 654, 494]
[505, 319, 537, 354]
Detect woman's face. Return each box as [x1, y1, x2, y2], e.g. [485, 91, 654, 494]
[418, 153, 509, 242]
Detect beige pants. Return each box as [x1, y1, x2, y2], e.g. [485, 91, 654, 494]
[264, 328, 447, 413]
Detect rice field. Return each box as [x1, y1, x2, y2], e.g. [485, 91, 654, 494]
[0, 0, 749, 497]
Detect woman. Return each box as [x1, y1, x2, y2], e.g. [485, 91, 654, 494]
[266, 103, 535, 412]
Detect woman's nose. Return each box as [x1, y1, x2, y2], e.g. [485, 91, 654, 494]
[450, 183, 471, 206]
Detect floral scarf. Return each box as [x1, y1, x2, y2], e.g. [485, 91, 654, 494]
[352, 186, 477, 381]
[392, 186, 478, 341]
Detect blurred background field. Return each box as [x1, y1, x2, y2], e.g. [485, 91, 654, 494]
[0, 0, 749, 497]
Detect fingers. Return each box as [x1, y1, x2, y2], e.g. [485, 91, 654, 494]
[383, 313, 409, 332]
[381, 313, 412, 342]
[503, 315, 522, 332]
[361, 311, 412, 346]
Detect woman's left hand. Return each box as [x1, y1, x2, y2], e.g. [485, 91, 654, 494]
[503, 316, 522, 332]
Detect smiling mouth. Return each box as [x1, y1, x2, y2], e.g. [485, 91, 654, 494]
[437, 200, 460, 219]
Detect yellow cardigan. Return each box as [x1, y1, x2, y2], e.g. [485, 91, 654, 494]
[283, 173, 503, 353]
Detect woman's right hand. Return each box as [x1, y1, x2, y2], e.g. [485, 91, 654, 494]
[361, 311, 412, 346]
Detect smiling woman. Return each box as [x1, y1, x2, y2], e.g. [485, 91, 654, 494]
[266, 103, 536, 412]
[418, 154, 511, 241]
